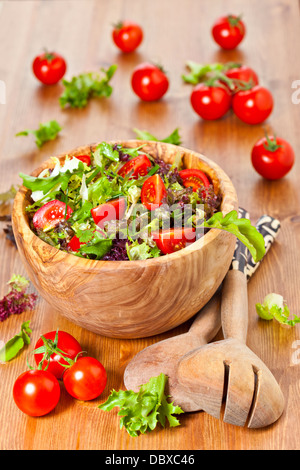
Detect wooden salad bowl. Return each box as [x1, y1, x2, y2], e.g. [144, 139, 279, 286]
[12, 140, 238, 339]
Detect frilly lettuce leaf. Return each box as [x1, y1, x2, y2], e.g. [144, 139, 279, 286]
[256, 293, 300, 326]
[16, 120, 62, 148]
[98, 373, 184, 437]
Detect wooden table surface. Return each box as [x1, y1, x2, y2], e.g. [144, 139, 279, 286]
[0, 0, 300, 451]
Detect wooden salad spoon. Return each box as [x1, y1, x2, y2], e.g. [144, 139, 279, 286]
[124, 211, 281, 420]
[176, 216, 284, 428]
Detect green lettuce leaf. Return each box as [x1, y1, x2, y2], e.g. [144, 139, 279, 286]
[126, 240, 161, 260]
[98, 373, 184, 437]
[19, 161, 85, 195]
[0, 185, 17, 207]
[201, 210, 265, 263]
[133, 127, 182, 146]
[0, 321, 32, 362]
[16, 120, 62, 148]
[182, 61, 225, 84]
[59, 65, 117, 109]
[78, 231, 112, 259]
[256, 293, 300, 326]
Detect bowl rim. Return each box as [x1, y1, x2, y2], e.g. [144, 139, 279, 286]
[13, 140, 238, 269]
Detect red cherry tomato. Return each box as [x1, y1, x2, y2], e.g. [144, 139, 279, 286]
[67, 228, 106, 252]
[179, 169, 210, 192]
[251, 135, 295, 180]
[13, 370, 60, 417]
[32, 51, 67, 85]
[63, 356, 107, 401]
[131, 62, 169, 101]
[225, 65, 259, 92]
[141, 174, 167, 210]
[34, 331, 82, 379]
[118, 154, 152, 179]
[232, 85, 273, 125]
[153, 228, 196, 255]
[67, 235, 84, 252]
[190, 83, 232, 120]
[33, 200, 73, 231]
[74, 155, 91, 166]
[212, 15, 246, 50]
[91, 197, 127, 227]
[112, 21, 143, 53]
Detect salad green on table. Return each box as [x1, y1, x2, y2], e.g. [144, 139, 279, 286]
[19, 141, 265, 262]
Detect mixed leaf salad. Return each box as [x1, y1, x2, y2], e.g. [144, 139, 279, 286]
[19, 142, 265, 262]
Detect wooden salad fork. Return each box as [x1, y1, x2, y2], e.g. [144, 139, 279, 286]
[176, 214, 284, 428]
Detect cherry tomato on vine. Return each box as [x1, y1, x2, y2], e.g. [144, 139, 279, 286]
[118, 154, 152, 179]
[32, 51, 67, 85]
[225, 65, 259, 92]
[32, 200, 73, 231]
[251, 135, 295, 180]
[153, 228, 196, 255]
[232, 85, 273, 125]
[190, 83, 232, 120]
[212, 15, 246, 50]
[13, 369, 60, 416]
[34, 331, 82, 380]
[63, 356, 107, 401]
[131, 62, 169, 101]
[141, 174, 166, 210]
[179, 169, 210, 192]
[112, 21, 143, 53]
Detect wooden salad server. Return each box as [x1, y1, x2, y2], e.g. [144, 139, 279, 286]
[176, 215, 284, 428]
[124, 211, 281, 417]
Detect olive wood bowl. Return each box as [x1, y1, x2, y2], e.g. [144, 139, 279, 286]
[12, 141, 238, 338]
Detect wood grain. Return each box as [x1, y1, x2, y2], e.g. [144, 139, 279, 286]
[0, 0, 300, 450]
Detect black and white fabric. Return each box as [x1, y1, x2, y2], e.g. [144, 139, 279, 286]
[229, 208, 280, 279]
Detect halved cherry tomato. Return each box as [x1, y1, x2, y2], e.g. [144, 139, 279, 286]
[63, 356, 107, 401]
[112, 21, 143, 53]
[91, 197, 127, 227]
[118, 154, 152, 179]
[67, 235, 84, 252]
[34, 331, 82, 380]
[141, 174, 166, 210]
[74, 155, 91, 166]
[67, 228, 106, 252]
[13, 369, 60, 417]
[179, 169, 210, 192]
[33, 200, 73, 231]
[153, 227, 196, 254]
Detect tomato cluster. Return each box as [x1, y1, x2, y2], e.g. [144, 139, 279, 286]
[190, 64, 274, 125]
[13, 330, 107, 417]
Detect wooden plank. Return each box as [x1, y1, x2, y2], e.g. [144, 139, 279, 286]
[0, 0, 300, 450]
